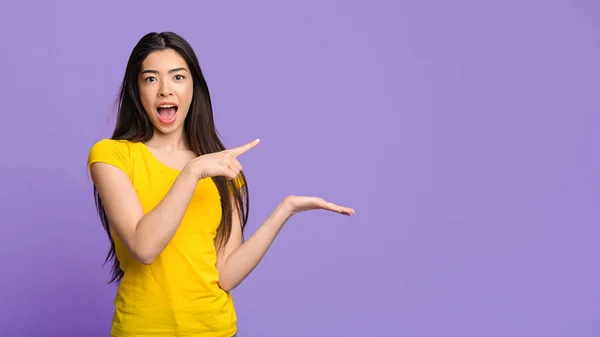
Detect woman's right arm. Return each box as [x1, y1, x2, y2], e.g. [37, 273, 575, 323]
[91, 162, 200, 264]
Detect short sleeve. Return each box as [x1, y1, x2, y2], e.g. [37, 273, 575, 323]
[228, 174, 246, 196]
[87, 139, 131, 177]
[233, 175, 245, 190]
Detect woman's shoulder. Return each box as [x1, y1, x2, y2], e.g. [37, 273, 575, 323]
[89, 138, 141, 156]
[88, 138, 138, 172]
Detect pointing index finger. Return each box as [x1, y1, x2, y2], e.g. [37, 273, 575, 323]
[229, 138, 260, 157]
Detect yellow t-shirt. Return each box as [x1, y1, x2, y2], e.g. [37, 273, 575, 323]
[88, 138, 237, 337]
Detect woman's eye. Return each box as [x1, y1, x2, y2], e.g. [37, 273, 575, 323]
[174, 75, 185, 80]
[145, 77, 156, 82]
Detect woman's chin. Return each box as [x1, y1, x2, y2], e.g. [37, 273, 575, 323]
[152, 120, 183, 134]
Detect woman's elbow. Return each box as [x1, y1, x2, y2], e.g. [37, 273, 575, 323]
[137, 255, 156, 265]
[218, 280, 238, 292]
[131, 247, 157, 265]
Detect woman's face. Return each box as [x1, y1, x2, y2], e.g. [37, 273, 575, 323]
[138, 48, 194, 135]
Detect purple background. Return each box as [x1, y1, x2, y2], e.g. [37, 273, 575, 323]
[1, 1, 599, 336]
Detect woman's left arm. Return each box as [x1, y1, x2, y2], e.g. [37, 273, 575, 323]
[216, 195, 354, 292]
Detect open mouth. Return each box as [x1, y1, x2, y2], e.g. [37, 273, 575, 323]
[156, 103, 178, 124]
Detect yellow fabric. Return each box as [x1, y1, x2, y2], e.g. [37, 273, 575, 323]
[88, 138, 239, 337]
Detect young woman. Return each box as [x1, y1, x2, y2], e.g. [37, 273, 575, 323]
[87, 31, 354, 337]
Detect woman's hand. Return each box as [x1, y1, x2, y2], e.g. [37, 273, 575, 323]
[185, 139, 260, 180]
[281, 195, 355, 216]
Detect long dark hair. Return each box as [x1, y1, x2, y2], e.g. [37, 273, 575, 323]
[93, 31, 249, 284]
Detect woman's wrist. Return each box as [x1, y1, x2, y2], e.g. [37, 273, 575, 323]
[278, 196, 297, 218]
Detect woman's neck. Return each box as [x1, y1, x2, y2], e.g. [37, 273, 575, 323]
[144, 129, 190, 152]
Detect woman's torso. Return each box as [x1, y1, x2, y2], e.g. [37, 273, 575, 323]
[93, 139, 237, 337]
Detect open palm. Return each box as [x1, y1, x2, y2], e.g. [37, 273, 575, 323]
[283, 195, 355, 216]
